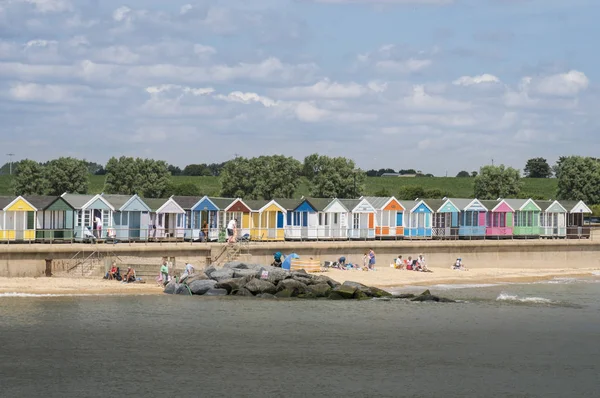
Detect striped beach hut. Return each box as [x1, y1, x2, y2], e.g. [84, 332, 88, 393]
[450, 198, 488, 238]
[505, 198, 542, 238]
[246, 199, 286, 241]
[341, 198, 375, 239]
[481, 199, 514, 237]
[363, 196, 405, 239]
[399, 200, 433, 238]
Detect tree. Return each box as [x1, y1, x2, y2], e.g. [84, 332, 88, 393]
[44, 157, 89, 195]
[182, 164, 212, 176]
[552, 156, 567, 177]
[104, 157, 171, 198]
[12, 159, 46, 195]
[83, 161, 104, 175]
[399, 169, 417, 175]
[374, 188, 391, 197]
[556, 156, 600, 204]
[366, 169, 379, 177]
[524, 157, 552, 178]
[166, 182, 201, 196]
[377, 168, 396, 176]
[168, 164, 182, 176]
[456, 170, 470, 178]
[220, 155, 302, 200]
[303, 154, 366, 198]
[397, 186, 426, 200]
[473, 164, 522, 199]
[471, 171, 478, 177]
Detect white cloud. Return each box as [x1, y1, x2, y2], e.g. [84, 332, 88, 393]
[375, 58, 432, 73]
[293, 101, 330, 122]
[194, 44, 216, 56]
[8, 82, 81, 103]
[215, 91, 278, 107]
[112, 6, 132, 22]
[453, 73, 500, 86]
[402, 85, 471, 111]
[21, 0, 72, 13]
[531, 70, 589, 96]
[271, 78, 379, 99]
[307, 0, 453, 4]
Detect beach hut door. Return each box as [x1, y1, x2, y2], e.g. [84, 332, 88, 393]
[552, 213, 558, 236]
[15, 212, 24, 240]
[360, 213, 368, 238]
[301, 212, 308, 239]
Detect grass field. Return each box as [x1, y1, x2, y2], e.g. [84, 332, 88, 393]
[0, 174, 559, 199]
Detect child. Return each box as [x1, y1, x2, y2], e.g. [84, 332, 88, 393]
[395, 255, 404, 270]
[362, 252, 369, 271]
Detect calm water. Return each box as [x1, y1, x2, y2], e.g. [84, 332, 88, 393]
[1, 278, 600, 398]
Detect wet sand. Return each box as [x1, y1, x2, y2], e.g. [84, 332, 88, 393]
[1, 266, 598, 295]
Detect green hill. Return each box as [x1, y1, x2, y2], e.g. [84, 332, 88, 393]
[0, 174, 559, 199]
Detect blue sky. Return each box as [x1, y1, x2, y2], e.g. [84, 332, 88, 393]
[0, 0, 598, 175]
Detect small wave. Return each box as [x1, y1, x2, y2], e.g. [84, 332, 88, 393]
[592, 271, 600, 276]
[496, 293, 553, 304]
[430, 283, 500, 290]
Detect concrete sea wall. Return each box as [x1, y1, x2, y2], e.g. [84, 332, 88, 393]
[1, 239, 600, 277]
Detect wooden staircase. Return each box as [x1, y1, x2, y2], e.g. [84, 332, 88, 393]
[212, 241, 249, 267]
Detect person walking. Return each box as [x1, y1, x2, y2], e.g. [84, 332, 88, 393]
[160, 258, 169, 286]
[227, 218, 237, 243]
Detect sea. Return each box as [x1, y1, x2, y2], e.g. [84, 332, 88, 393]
[1, 275, 600, 398]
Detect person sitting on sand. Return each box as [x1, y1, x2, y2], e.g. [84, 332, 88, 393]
[406, 256, 413, 270]
[338, 256, 346, 267]
[453, 258, 467, 271]
[122, 267, 135, 283]
[395, 255, 404, 270]
[418, 255, 432, 273]
[272, 252, 283, 267]
[107, 262, 118, 280]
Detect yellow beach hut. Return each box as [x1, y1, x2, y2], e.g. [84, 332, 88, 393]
[0, 196, 37, 241]
[247, 199, 286, 241]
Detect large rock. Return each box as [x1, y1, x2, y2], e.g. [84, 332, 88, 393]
[204, 265, 217, 278]
[314, 275, 341, 288]
[223, 261, 247, 269]
[176, 284, 192, 295]
[411, 289, 456, 303]
[257, 267, 290, 286]
[232, 269, 257, 279]
[210, 268, 235, 282]
[276, 279, 308, 296]
[328, 291, 346, 300]
[353, 290, 370, 300]
[215, 277, 249, 294]
[244, 279, 277, 295]
[204, 288, 229, 296]
[163, 280, 178, 294]
[189, 279, 217, 295]
[368, 286, 392, 298]
[331, 284, 357, 299]
[185, 273, 209, 284]
[394, 293, 416, 299]
[306, 283, 331, 298]
[256, 293, 277, 299]
[291, 273, 316, 286]
[275, 289, 294, 298]
[233, 287, 254, 297]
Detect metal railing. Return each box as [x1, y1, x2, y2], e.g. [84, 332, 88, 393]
[0, 226, 595, 244]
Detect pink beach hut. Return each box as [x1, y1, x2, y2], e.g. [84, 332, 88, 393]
[481, 200, 514, 237]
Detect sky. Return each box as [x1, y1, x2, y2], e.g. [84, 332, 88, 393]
[0, 0, 598, 176]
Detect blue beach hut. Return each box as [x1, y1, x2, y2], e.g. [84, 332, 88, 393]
[400, 200, 433, 238]
[102, 194, 151, 241]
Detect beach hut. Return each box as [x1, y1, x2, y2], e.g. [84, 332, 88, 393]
[399, 200, 433, 238]
[144, 197, 186, 240]
[480, 200, 514, 237]
[189, 197, 233, 242]
[341, 198, 375, 239]
[505, 199, 542, 238]
[560, 200, 592, 239]
[319, 198, 350, 240]
[247, 199, 286, 241]
[223, 198, 252, 240]
[101, 194, 151, 241]
[449, 198, 488, 238]
[171, 196, 203, 241]
[535, 200, 567, 238]
[62, 193, 115, 241]
[285, 197, 331, 240]
[25, 196, 75, 242]
[427, 198, 460, 239]
[363, 196, 405, 239]
[0, 196, 37, 241]
[274, 198, 305, 240]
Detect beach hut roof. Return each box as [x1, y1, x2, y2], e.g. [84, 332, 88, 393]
[422, 198, 445, 212]
[300, 197, 334, 212]
[24, 195, 74, 211]
[242, 199, 270, 211]
[142, 198, 169, 212]
[504, 198, 541, 211]
[0, 196, 16, 209]
[559, 200, 592, 213]
[207, 197, 236, 210]
[172, 196, 204, 210]
[61, 193, 96, 209]
[101, 194, 135, 210]
[479, 199, 514, 212]
[362, 196, 396, 209]
[273, 198, 303, 211]
[534, 200, 566, 212]
[338, 199, 361, 211]
[447, 198, 488, 211]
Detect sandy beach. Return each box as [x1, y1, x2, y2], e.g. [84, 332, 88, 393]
[1, 266, 598, 295]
